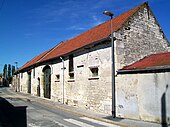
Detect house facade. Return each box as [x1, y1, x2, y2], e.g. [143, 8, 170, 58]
[13, 2, 169, 123]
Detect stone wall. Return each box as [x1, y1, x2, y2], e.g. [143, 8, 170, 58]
[51, 42, 113, 114]
[18, 41, 113, 114]
[115, 5, 169, 70]
[116, 72, 170, 124]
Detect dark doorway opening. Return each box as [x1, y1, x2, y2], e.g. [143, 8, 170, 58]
[43, 65, 51, 99]
[37, 77, 40, 97]
[27, 71, 31, 94]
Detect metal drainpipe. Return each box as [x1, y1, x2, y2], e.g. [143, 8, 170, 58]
[110, 16, 116, 118]
[60, 57, 65, 104]
[103, 11, 116, 118]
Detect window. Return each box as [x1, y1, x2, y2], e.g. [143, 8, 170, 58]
[33, 68, 35, 78]
[21, 73, 23, 78]
[69, 54, 74, 79]
[88, 66, 99, 80]
[56, 74, 60, 82]
[90, 67, 98, 77]
[69, 54, 74, 72]
[69, 72, 74, 79]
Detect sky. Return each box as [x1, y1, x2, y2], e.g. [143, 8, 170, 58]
[0, 0, 170, 73]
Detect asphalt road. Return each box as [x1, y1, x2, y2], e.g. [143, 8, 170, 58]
[0, 87, 119, 127]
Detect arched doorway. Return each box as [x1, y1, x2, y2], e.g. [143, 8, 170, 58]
[43, 65, 51, 99]
[37, 77, 40, 96]
[27, 71, 31, 94]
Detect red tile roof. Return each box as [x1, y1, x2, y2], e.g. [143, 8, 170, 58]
[19, 48, 54, 71]
[19, 3, 146, 71]
[40, 3, 142, 62]
[121, 52, 170, 70]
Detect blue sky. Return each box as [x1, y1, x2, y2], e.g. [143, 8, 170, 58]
[0, 0, 170, 73]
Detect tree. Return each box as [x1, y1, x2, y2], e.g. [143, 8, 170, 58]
[2, 64, 7, 86]
[2, 64, 15, 86]
[8, 64, 11, 84]
[12, 65, 15, 75]
[3, 64, 7, 79]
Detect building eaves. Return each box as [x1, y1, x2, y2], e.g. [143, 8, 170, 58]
[18, 48, 54, 72]
[19, 2, 147, 71]
[117, 66, 170, 74]
[118, 52, 170, 74]
[38, 3, 143, 63]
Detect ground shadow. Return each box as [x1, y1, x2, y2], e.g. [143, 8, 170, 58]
[161, 84, 169, 127]
[103, 115, 124, 121]
[0, 97, 27, 127]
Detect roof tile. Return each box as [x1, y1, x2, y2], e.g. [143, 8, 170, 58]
[122, 52, 170, 70]
[20, 3, 144, 71]
[19, 48, 54, 71]
[40, 4, 141, 62]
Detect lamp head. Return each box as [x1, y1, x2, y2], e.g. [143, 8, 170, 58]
[103, 11, 114, 17]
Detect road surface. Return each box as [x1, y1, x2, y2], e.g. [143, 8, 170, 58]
[0, 87, 119, 127]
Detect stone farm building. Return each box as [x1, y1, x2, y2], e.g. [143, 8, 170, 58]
[13, 2, 170, 124]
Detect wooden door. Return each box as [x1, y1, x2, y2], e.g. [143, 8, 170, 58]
[43, 66, 51, 99]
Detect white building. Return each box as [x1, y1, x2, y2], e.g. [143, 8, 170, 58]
[13, 2, 169, 124]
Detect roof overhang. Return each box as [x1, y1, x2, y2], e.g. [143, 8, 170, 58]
[38, 36, 111, 63]
[17, 37, 111, 74]
[117, 66, 170, 74]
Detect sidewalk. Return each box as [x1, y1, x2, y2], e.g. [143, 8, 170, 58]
[7, 88, 169, 127]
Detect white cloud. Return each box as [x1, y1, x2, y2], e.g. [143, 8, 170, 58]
[66, 25, 87, 31]
[92, 15, 103, 26]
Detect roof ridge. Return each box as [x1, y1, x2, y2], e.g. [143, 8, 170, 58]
[18, 48, 55, 71]
[19, 2, 150, 71]
[114, 2, 148, 32]
[36, 42, 64, 63]
[39, 3, 142, 62]
[55, 3, 146, 47]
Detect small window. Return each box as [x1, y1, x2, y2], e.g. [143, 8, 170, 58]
[69, 72, 74, 79]
[69, 54, 74, 79]
[90, 67, 98, 77]
[56, 75, 60, 80]
[33, 68, 35, 78]
[69, 54, 74, 72]
[21, 73, 23, 78]
[56, 74, 60, 81]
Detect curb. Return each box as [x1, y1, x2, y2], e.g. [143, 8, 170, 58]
[7, 88, 136, 127]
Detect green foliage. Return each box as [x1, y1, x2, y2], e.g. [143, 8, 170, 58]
[2, 64, 16, 85]
[8, 64, 12, 84]
[3, 64, 7, 78]
[12, 66, 15, 75]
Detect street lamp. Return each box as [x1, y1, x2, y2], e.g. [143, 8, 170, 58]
[14, 62, 18, 70]
[103, 11, 113, 18]
[14, 62, 18, 92]
[103, 11, 116, 118]
[60, 57, 65, 104]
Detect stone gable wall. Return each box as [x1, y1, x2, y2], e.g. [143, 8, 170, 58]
[115, 6, 169, 70]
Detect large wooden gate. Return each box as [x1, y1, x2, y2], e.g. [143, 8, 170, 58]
[27, 72, 31, 94]
[43, 66, 51, 99]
